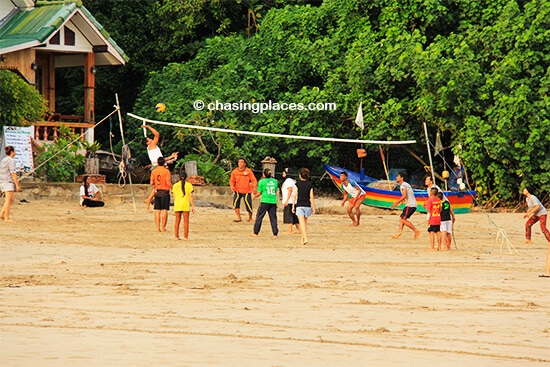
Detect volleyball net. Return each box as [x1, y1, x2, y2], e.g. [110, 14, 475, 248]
[126, 113, 417, 146]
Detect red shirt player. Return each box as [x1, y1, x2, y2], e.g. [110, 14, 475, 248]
[425, 187, 443, 250]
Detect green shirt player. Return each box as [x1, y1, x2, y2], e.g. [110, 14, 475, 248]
[252, 168, 279, 237]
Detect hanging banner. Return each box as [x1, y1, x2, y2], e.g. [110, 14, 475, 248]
[1, 126, 34, 173]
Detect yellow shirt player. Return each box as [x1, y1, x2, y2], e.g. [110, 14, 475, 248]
[171, 171, 195, 240]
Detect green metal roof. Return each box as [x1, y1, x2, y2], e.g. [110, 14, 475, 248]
[0, 1, 128, 63]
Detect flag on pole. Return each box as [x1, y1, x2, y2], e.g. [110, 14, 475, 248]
[355, 101, 364, 130]
[434, 132, 444, 156]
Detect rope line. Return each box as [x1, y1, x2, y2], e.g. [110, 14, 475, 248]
[109, 116, 122, 165]
[20, 107, 120, 181]
[117, 144, 132, 188]
[427, 139, 518, 254]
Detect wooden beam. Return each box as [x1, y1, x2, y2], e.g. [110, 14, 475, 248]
[48, 54, 55, 112]
[93, 45, 108, 53]
[401, 145, 445, 182]
[83, 52, 95, 124]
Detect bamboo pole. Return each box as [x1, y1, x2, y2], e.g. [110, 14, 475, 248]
[379, 146, 392, 190]
[400, 146, 445, 182]
[422, 120, 436, 184]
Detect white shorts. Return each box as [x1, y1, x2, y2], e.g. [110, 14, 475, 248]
[1, 182, 14, 192]
[440, 220, 453, 233]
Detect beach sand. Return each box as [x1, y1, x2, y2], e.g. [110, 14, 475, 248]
[1, 198, 549, 366]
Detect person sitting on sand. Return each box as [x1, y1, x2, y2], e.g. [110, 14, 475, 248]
[79, 175, 105, 207]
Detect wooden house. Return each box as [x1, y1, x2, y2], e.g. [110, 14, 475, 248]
[0, 0, 128, 144]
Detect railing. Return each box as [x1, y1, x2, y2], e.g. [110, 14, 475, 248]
[33, 119, 94, 141]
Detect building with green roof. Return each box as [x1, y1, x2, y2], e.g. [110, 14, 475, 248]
[0, 0, 128, 143]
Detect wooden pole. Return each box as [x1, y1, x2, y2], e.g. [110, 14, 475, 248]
[400, 146, 445, 182]
[422, 119, 436, 184]
[379, 146, 392, 190]
[83, 52, 95, 124]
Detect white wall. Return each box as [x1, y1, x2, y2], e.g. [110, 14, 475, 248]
[0, 0, 16, 23]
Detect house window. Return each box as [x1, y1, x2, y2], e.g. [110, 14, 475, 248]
[49, 32, 60, 45]
[64, 27, 75, 46]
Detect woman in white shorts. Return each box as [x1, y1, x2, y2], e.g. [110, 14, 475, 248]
[0, 146, 21, 222]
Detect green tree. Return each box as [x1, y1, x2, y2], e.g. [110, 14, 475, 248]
[0, 70, 47, 127]
[79, 0, 310, 150]
[34, 125, 86, 182]
[452, 0, 550, 203]
[125, 0, 548, 204]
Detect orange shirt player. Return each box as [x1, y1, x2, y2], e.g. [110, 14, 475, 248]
[229, 158, 257, 222]
[150, 156, 172, 232]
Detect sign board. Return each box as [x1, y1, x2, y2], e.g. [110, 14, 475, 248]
[1, 126, 34, 173]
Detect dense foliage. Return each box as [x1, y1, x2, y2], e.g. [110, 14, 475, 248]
[34, 125, 86, 182]
[8, 0, 549, 204]
[80, 0, 304, 137]
[0, 69, 47, 126]
[122, 0, 549, 204]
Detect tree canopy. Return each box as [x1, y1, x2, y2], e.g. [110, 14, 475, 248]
[0, 69, 46, 126]
[114, 0, 548, 204]
[47, 0, 550, 204]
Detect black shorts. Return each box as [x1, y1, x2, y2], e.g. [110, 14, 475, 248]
[154, 190, 170, 210]
[233, 192, 253, 212]
[427, 225, 440, 233]
[283, 204, 299, 224]
[400, 206, 417, 219]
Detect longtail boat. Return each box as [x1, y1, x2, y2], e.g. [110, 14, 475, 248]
[323, 164, 476, 214]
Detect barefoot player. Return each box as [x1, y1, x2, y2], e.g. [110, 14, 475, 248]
[390, 171, 420, 240]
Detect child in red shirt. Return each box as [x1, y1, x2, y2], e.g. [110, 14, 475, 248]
[425, 187, 442, 250]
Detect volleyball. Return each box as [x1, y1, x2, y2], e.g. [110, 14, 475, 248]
[155, 103, 166, 113]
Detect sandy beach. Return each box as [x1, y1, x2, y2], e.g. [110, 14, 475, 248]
[1, 197, 549, 366]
